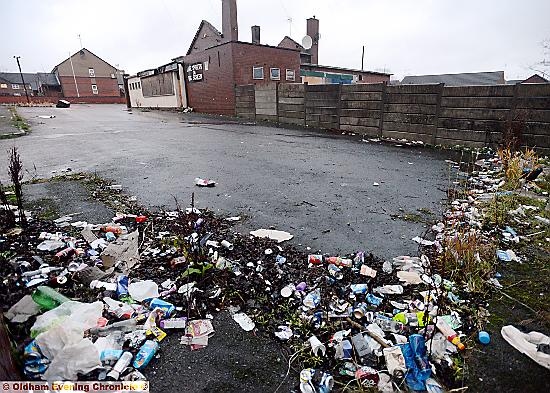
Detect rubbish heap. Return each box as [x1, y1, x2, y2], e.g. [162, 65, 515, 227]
[1, 151, 547, 390]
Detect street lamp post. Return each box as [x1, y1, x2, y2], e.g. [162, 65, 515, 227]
[13, 56, 30, 104]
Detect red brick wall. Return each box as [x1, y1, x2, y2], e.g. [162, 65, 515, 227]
[183, 42, 300, 115]
[183, 44, 236, 115]
[59, 76, 121, 98]
[232, 43, 301, 85]
[0, 95, 125, 104]
[359, 74, 391, 84]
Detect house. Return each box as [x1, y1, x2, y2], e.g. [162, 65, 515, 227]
[0, 72, 62, 97]
[52, 48, 125, 103]
[401, 71, 505, 86]
[169, 0, 301, 115]
[127, 62, 187, 108]
[301, 64, 390, 85]
[507, 74, 549, 84]
[277, 16, 391, 85]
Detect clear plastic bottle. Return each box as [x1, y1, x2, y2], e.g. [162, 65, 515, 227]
[436, 317, 465, 350]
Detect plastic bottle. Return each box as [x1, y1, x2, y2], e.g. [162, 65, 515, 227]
[436, 317, 465, 350]
[374, 315, 407, 334]
[107, 351, 133, 380]
[89, 319, 140, 336]
[31, 286, 71, 310]
[133, 340, 159, 369]
[327, 256, 352, 267]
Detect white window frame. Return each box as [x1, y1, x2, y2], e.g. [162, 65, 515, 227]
[12, 84, 20, 89]
[270, 68, 281, 81]
[89, 68, 95, 77]
[286, 69, 295, 81]
[0, 83, 7, 88]
[91, 84, 98, 94]
[252, 66, 264, 80]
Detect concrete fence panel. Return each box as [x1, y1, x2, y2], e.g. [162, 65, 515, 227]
[236, 82, 550, 152]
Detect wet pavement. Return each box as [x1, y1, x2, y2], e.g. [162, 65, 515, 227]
[3, 104, 456, 260]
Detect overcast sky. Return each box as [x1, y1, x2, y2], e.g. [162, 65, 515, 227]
[1, 0, 549, 80]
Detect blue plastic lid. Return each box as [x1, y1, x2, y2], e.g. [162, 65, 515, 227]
[478, 330, 490, 344]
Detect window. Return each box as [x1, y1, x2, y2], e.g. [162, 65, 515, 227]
[359, 75, 363, 81]
[286, 69, 295, 81]
[130, 83, 134, 90]
[0, 84, 7, 89]
[110, 73, 116, 79]
[141, 73, 174, 97]
[137, 82, 141, 89]
[13, 93, 21, 96]
[270, 68, 280, 80]
[12, 84, 20, 89]
[91, 84, 98, 94]
[89, 68, 95, 77]
[252, 66, 264, 80]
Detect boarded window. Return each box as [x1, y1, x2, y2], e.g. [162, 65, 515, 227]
[141, 73, 174, 97]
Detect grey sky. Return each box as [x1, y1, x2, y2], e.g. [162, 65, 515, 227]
[1, 0, 549, 80]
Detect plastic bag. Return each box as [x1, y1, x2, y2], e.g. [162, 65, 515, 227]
[42, 338, 101, 381]
[31, 301, 104, 338]
[35, 323, 83, 360]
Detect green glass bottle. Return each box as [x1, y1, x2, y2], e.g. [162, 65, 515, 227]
[31, 286, 70, 310]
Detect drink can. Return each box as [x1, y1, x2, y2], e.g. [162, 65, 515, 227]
[327, 263, 343, 279]
[350, 284, 369, 294]
[353, 302, 368, 319]
[308, 254, 323, 265]
[355, 366, 380, 386]
[116, 275, 129, 298]
[55, 247, 75, 261]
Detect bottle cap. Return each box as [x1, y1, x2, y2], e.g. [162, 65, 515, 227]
[478, 330, 490, 345]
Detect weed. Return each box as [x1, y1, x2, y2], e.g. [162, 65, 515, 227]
[9, 107, 29, 132]
[8, 146, 26, 227]
[437, 229, 496, 293]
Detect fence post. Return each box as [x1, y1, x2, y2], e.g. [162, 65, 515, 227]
[337, 83, 343, 130]
[432, 83, 444, 145]
[499, 83, 520, 147]
[275, 82, 279, 123]
[378, 83, 387, 138]
[252, 84, 257, 121]
[304, 82, 308, 126]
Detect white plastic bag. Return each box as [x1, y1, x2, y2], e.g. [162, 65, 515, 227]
[42, 338, 101, 381]
[31, 301, 104, 338]
[35, 323, 83, 360]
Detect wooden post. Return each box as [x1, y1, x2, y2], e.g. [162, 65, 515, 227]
[378, 83, 387, 138]
[337, 83, 343, 130]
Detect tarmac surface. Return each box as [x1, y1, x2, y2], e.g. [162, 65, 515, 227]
[5, 104, 456, 261]
[5, 105, 546, 392]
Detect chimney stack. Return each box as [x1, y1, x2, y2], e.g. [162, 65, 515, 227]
[306, 16, 319, 64]
[251, 25, 260, 44]
[222, 0, 238, 42]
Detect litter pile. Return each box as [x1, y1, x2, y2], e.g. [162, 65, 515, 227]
[0, 150, 548, 391]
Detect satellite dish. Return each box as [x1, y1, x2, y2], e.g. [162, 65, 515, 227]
[302, 35, 313, 50]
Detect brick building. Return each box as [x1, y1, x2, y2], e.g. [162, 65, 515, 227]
[277, 16, 391, 85]
[0, 72, 61, 97]
[172, 0, 301, 115]
[52, 48, 125, 103]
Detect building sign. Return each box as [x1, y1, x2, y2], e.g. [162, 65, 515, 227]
[186, 63, 203, 82]
[137, 69, 155, 78]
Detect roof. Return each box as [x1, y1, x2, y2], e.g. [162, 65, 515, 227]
[0, 72, 59, 90]
[401, 71, 504, 86]
[186, 20, 223, 56]
[51, 48, 117, 73]
[301, 63, 392, 76]
[278, 36, 306, 52]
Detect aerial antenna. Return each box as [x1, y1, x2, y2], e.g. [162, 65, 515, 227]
[77, 34, 83, 49]
[287, 17, 292, 37]
[302, 35, 313, 50]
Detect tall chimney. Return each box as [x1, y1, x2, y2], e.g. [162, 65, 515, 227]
[222, 0, 238, 42]
[251, 25, 260, 44]
[306, 16, 319, 64]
